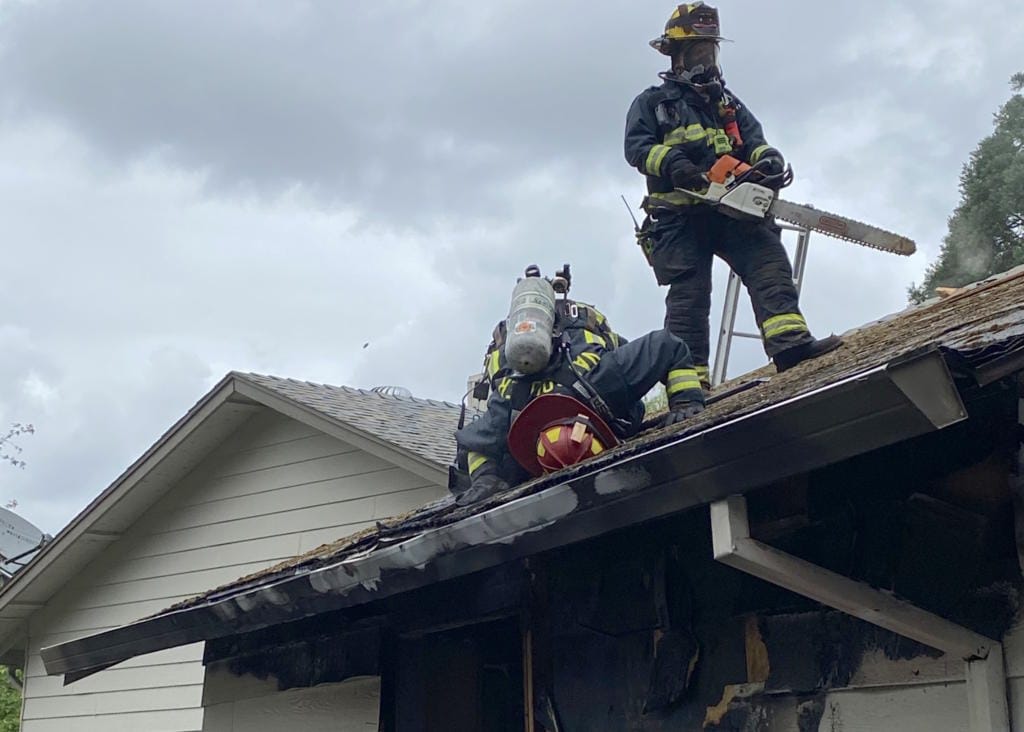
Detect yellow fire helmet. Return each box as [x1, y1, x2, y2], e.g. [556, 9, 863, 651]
[650, 2, 729, 55]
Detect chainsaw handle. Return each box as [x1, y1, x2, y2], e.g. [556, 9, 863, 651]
[735, 160, 794, 190]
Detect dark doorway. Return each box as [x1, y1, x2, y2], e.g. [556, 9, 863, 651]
[393, 617, 525, 732]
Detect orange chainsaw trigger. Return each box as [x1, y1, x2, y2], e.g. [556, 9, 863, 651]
[707, 155, 751, 185]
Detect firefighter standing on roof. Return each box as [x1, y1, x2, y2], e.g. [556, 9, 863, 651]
[453, 266, 705, 506]
[625, 3, 842, 386]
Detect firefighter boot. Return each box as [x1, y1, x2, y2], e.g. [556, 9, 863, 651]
[773, 335, 844, 373]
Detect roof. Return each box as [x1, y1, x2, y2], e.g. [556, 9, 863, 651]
[0, 372, 459, 657]
[238, 374, 460, 468]
[41, 266, 1024, 680]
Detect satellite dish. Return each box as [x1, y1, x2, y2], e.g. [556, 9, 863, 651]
[0, 507, 50, 579]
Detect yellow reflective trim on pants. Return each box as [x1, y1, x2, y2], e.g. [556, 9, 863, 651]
[750, 144, 772, 163]
[761, 313, 808, 340]
[664, 124, 707, 146]
[645, 144, 672, 176]
[583, 330, 607, 347]
[573, 351, 601, 371]
[667, 380, 703, 396]
[695, 365, 710, 378]
[666, 368, 703, 396]
[468, 452, 490, 475]
[486, 349, 501, 378]
[765, 323, 809, 339]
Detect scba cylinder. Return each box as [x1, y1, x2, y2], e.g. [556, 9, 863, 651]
[505, 270, 556, 375]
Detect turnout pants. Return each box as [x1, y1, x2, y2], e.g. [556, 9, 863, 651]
[587, 328, 700, 423]
[645, 208, 814, 378]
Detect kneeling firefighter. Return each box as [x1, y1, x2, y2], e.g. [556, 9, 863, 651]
[452, 265, 706, 506]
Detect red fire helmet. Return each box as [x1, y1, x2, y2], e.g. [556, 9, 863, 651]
[507, 393, 620, 477]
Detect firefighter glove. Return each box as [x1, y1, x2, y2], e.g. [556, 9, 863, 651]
[662, 398, 705, 427]
[667, 155, 706, 190]
[456, 473, 511, 507]
[758, 148, 786, 177]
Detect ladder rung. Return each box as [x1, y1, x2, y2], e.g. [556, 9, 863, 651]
[731, 332, 761, 340]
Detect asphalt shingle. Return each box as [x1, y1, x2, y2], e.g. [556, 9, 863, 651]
[237, 373, 462, 468]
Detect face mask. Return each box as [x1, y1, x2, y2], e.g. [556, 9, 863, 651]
[672, 40, 720, 80]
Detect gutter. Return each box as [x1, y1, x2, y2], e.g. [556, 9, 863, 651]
[42, 349, 967, 681]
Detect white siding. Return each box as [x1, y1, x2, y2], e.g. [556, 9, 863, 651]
[21, 410, 444, 731]
[1003, 618, 1024, 730]
[201, 664, 379, 731]
[813, 683, 969, 731]
[762, 620, 1024, 731]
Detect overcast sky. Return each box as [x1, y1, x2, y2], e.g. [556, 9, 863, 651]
[1, 0, 1021, 535]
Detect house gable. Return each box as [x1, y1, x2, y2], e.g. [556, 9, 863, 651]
[18, 407, 445, 731]
[0, 370, 457, 731]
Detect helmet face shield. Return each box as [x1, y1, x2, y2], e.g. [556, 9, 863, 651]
[673, 39, 719, 74]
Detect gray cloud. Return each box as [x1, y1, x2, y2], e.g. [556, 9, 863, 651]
[1, 0, 1022, 533]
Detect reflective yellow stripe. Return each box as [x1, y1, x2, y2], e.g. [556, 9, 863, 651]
[583, 330, 606, 347]
[761, 313, 808, 340]
[573, 351, 601, 371]
[764, 322, 809, 339]
[497, 377, 513, 399]
[645, 144, 672, 176]
[486, 349, 501, 378]
[750, 144, 772, 163]
[666, 368, 703, 396]
[667, 380, 703, 396]
[610, 332, 621, 348]
[468, 452, 490, 475]
[664, 124, 707, 146]
[695, 365, 710, 379]
[646, 190, 700, 208]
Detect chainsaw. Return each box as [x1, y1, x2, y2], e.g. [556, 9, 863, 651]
[676, 155, 916, 256]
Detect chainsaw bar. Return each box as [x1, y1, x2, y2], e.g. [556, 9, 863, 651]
[771, 199, 916, 256]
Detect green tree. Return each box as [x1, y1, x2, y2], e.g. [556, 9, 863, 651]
[909, 74, 1024, 302]
[0, 667, 20, 732]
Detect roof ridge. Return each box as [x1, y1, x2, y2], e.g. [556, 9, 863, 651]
[242, 372, 460, 409]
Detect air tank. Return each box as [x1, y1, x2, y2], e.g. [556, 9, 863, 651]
[505, 265, 556, 375]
